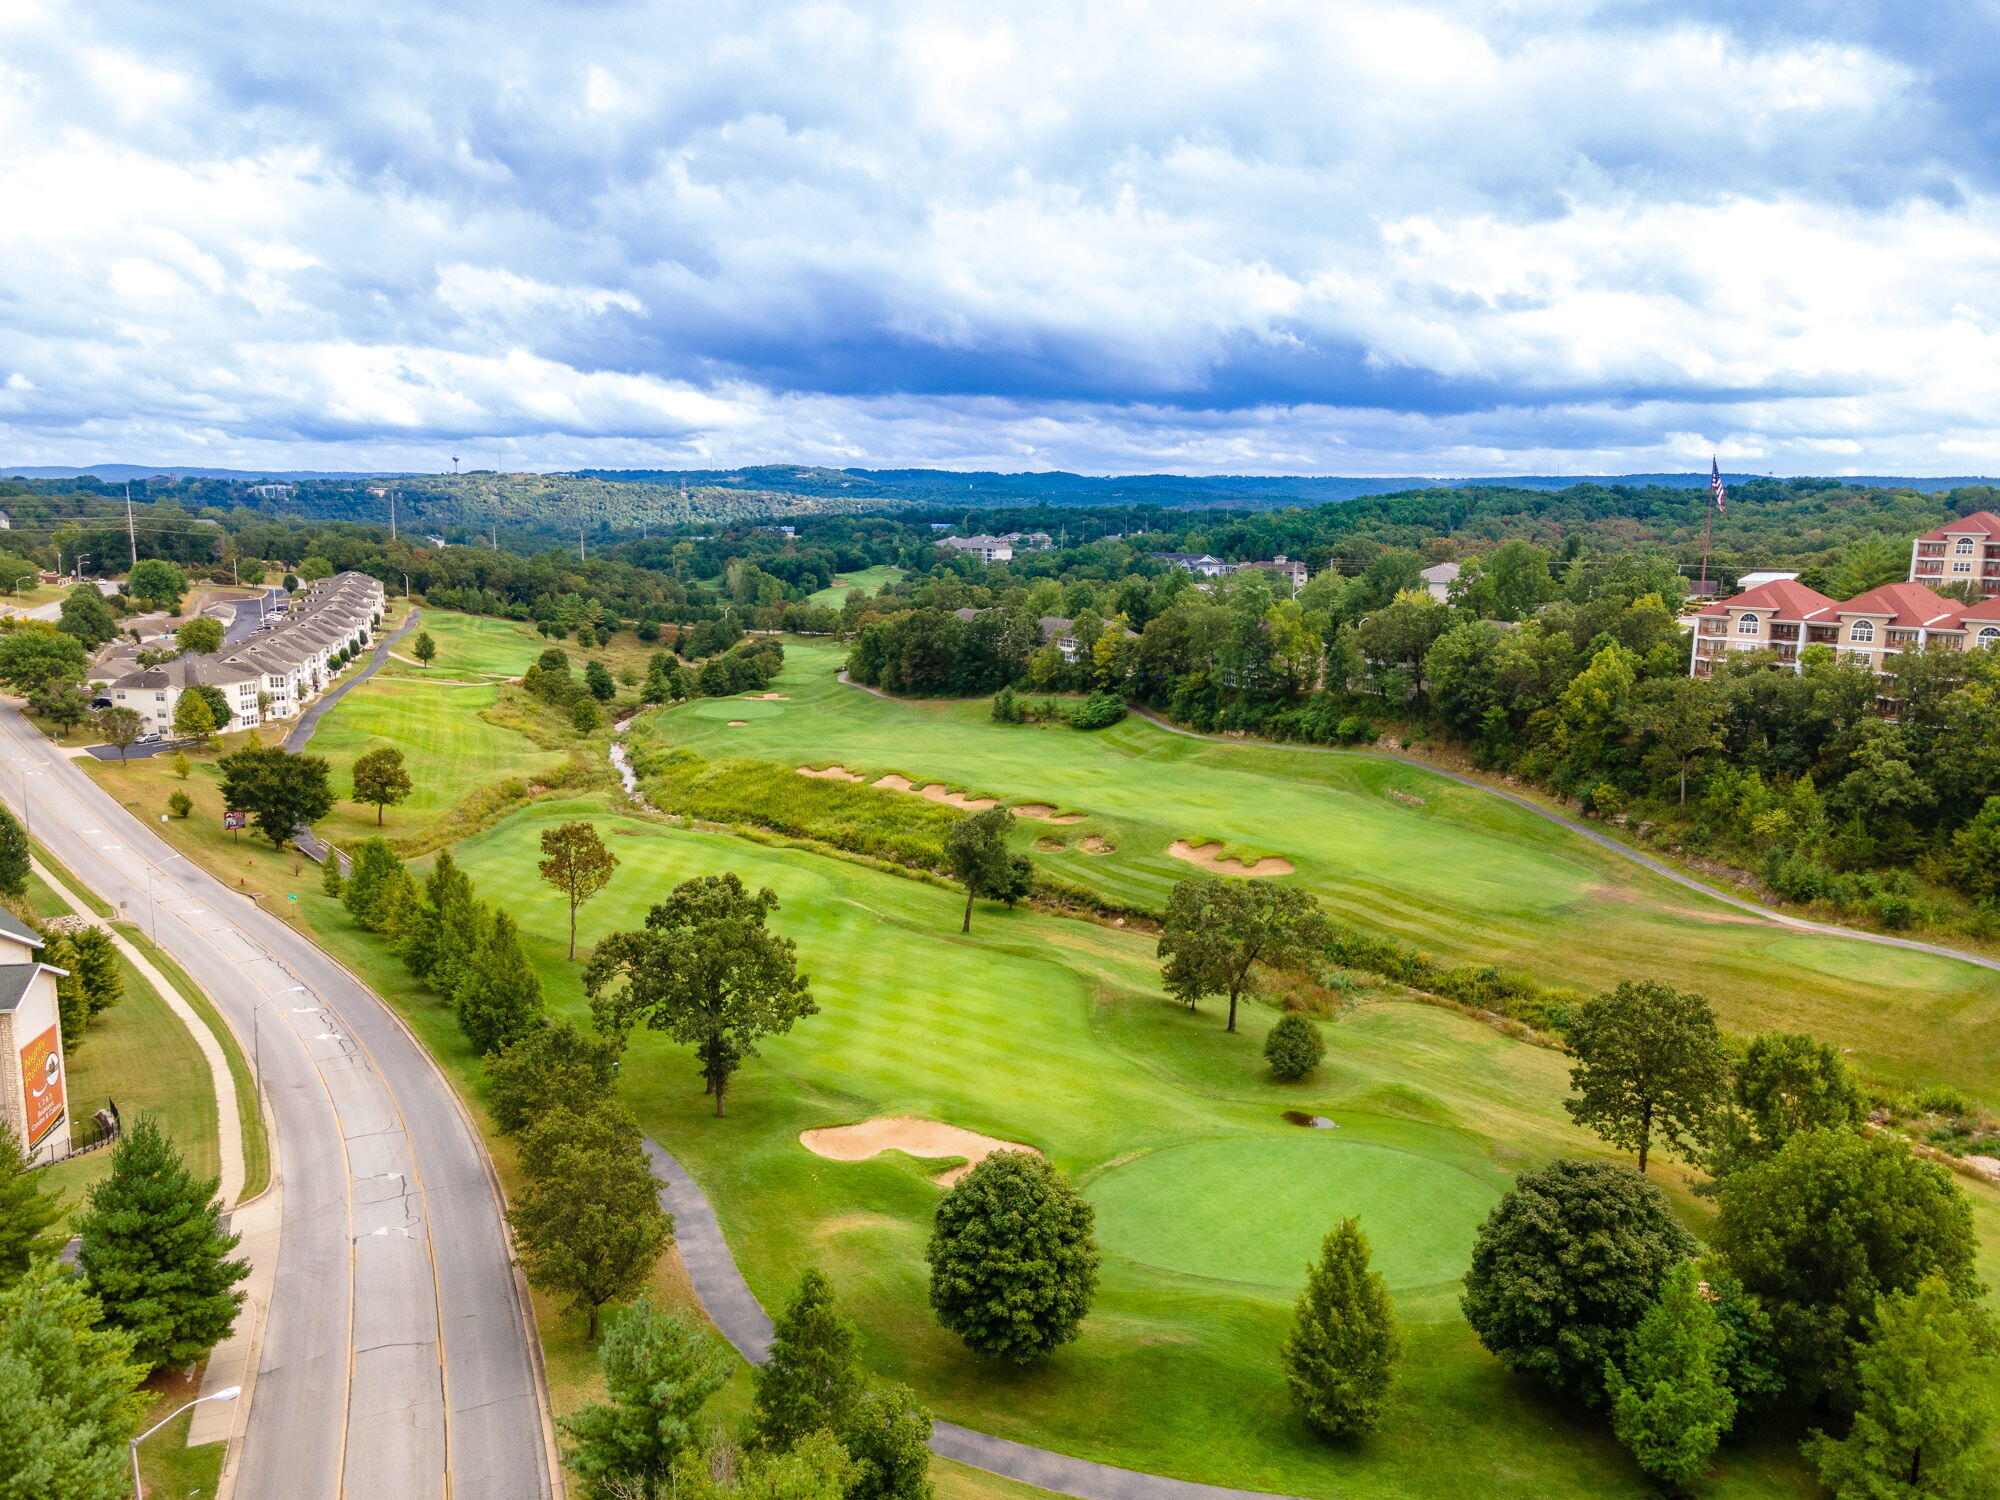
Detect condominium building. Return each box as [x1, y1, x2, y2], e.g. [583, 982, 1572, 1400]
[1908, 510, 2000, 598]
[1689, 577, 2000, 681]
[103, 570, 385, 734]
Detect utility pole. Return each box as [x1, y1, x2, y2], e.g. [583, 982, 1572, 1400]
[124, 482, 137, 566]
[389, 489, 397, 541]
[578, 525, 586, 562]
[490, 524, 497, 550]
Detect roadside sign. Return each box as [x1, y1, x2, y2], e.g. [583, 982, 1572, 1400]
[223, 810, 246, 830]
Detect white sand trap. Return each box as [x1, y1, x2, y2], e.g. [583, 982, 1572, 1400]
[1169, 839, 1294, 877]
[1079, 835, 1115, 855]
[872, 773, 996, 810]
[800, 1116, 1041, 1187]
[1011, 802, 1086, 824]
[798, 764, 864, 782]
[727, 720, 750, 726]
[746, 692, 791, 700]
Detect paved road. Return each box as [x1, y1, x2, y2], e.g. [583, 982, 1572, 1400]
[0, 699, 551, 1499]
[284, 609, 420, 754]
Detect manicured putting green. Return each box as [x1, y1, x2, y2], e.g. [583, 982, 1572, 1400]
[1088, 1135, 1499, 1291]
[1763, 935, 1972, 991]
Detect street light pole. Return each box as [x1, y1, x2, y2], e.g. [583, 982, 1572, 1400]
[130, 1385, 240, 1497]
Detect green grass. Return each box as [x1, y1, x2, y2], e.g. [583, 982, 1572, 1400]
[305, 676, 568, 845]
[382, 608, 548, 680]
[632, 636, 2000, 1108]
[807, 565, 903, 608]
[368, 797, 1823, 1499]
[1088, 1135, 1501, 1292]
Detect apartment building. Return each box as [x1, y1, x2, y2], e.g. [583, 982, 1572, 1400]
[1689, 577, 2000, 681]
[1907, 510, 2000, 599]
[102, 570, 385, 733]
[936, 535, 1015, 563]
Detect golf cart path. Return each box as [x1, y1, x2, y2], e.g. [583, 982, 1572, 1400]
[833, 670, 2000, 977]
[282, 607, 422, 753]
[643, 1137, 1310, 1500]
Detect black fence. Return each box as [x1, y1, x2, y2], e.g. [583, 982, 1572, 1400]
[39, 1097, 121, 1166]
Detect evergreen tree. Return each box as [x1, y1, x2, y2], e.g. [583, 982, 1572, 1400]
[0, 1258, 150, 1500]
[1805, 1277, 1999, 1500]
[1605, 1262, 1736, 1492]
[74, 1116, 248, 1372]
[456, 911, 544, 1055]
[343, 838, 417, 934]
[403, 849, 482, 998]
[586, 659, 617, 701]
[843, 1382, 935, 1500]
[0, 809, 26, 901]
[561, 1296, 732, 1500]
[0, 1122, 63, 1288]
[1281, 1217, 1401, 1439]
[927, 1151, 1098, 1363]
[321, 856, 343, 897]
[750, 1269, 861, 1451]
[485, 1021, 623, 1137]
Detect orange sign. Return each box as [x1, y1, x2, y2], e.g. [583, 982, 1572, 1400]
[18, 1024, 63, 1150]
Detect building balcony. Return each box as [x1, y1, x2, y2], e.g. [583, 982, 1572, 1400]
[1807, 626, 1840, 643]
[1768, 624, 1800, 642]
[1918, 544, 1947, 556]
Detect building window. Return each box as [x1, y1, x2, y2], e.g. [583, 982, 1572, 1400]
[1850, 620, 1876, 643]
[1736, 613, 1760, 635]
[1957, 536, 1976, 554]
[1955, 560, 1973, 573]
[1981, 627, 2000, 648]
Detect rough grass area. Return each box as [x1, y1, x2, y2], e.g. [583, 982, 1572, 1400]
[634, 636, 2000, 1108]
[380, 608, 548, 680]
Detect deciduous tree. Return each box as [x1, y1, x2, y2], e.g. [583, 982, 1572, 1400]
[943, 807, 1033, 933]
[411, 631, 437, 668]
[540, 820, 619, 959]
[1158, 878, 1331, 1033]
[1564, 980, 1728, 1172]
[510, 1105, 671, 1337]
[55, 585, 118, 650]
[927, 1151, 1098, 1363]
[124, 559, 188, 613]
[1282, 1217, 1401, 1438]
[1709, 1030, 1865, 1179]
[171, 688, 218, 746]
[1264, 1012, 1326, 1080]
[0, 809, 26, 900]
[1713, 1129, 1978, 1403]
[1461, 1158, 1695, 1405]
[350, 744, 413, 826]
[94, 706, 142, 762]
[0, 628, 87, 698]
[486, 1021, 623, 1137]
[74, 1116, 248, 1372]
[586, 874, 813, 1116]
[175, 615, 224, 655]
[843, 1383, 934, 1500]
[216, 743, 335, 849]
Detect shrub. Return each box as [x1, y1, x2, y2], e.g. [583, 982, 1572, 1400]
[167, 790, 192, 818]
[1065, 691, 1126, 730]
[1264, 1012, 1326, 1080]
[570, 698, 604, 733]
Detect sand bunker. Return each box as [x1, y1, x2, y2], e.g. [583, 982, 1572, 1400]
[727, 720, 750, 726]
[1079, 835, 1115, 855]
[747, 693, 791, 700]
[1169, 839, 1295, 877]
[798, 764, 864, 782]
[872, 774, 997, 810]
[799, 1116, 1041, 1187]
[1033, 835, 1068, 852]
[1011, 803, 1086, 824]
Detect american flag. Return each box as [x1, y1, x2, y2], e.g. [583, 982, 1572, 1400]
[1710, 457, 1728, 512]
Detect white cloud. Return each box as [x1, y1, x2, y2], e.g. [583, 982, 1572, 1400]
[0, 0, 1993, 475]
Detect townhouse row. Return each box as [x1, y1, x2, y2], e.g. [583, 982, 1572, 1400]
[101, 570, 387, 736]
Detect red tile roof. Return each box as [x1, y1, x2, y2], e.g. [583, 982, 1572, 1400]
[1957, 594, 2000, 623]
[1835, 581, 1962, 627]
[1917, 509, 2000, 542]
[1693, 578, 1840, 619]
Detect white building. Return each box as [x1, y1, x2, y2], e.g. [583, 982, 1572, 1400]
[0, 906, 68, 1165]
[937, 535, 1014, 563]
[1420, 561, 1461, 602]
[1151, 551, 1230, 577]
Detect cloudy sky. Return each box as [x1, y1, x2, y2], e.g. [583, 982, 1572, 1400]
[1, 0, 1994, 477]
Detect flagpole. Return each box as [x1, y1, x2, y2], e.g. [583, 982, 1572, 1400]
[1699, 496, 1713, 596]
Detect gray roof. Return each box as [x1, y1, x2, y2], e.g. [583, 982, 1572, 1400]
[0, 963, 59, 1014]
[108, 655, 259, 693]
[0, 906, 43, 950]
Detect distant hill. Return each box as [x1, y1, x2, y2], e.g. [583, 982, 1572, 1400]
[2, 463, 413, 481]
